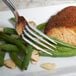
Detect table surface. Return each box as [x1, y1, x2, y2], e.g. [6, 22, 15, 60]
[0, 0, 76, 11]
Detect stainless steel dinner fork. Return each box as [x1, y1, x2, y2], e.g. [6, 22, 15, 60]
[2, 0, 57, 55]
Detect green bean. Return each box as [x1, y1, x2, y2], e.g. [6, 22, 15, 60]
[52, 51, 76, 57]
[0, 44, 19, 52]
[9, 17, 16, 27]
[0, 32, 27, 54]
[3, 27, 17, 35]
[10, 52, 22, 69]
[16, 38, 26, 44]
[9, 18, 16, 23]
[22, 45, 33, 70]
[37, 22, 47, 31]
[40, 45, 76, 57]
[0, 51, 5, 67]
[10, 34, 26, 44]
[0, 27, 17, 35]
[1, 27, 25, 44]
[52, 45, 76, 57]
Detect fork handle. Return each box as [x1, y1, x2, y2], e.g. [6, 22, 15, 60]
[2, 0, 19, 21]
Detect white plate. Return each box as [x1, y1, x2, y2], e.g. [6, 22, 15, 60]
[0, 3, 76, 76]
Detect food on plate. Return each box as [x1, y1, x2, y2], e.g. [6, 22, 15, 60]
[16, 16, 26, 35]
[44, 6, 76, 46]
[31, 50, 39, 64]
[40, 63, 56, 70]
[16, 17, 36, 35]
[0, 51, 5, 67]
[29, 21, 36, 27]
[4, 59, 16, 69]
[1, 6, 76, 70]
[0, 28, 33, 70]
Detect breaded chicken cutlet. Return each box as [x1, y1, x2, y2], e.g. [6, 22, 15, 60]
[44, 6, 76, 46]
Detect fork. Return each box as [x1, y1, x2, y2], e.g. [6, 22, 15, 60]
[2, 0, 57, 55]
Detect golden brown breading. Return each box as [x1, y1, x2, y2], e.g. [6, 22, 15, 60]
[16, 16, 26, 35]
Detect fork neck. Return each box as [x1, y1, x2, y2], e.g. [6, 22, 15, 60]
[2, 0, 19, 21]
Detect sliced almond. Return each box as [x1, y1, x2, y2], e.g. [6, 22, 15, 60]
[31, 50, 39, 64]
[4, 59, 16, 69]
[29, 21, 36, 27]
[0, 27, 3, 32]
[40, 63, 56, 70]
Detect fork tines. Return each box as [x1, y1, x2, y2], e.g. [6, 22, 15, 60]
[21, 24, 57, 55]
[2, 0, 56, 56]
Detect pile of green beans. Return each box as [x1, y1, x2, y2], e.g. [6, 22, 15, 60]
[0, 27, 33, 70]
